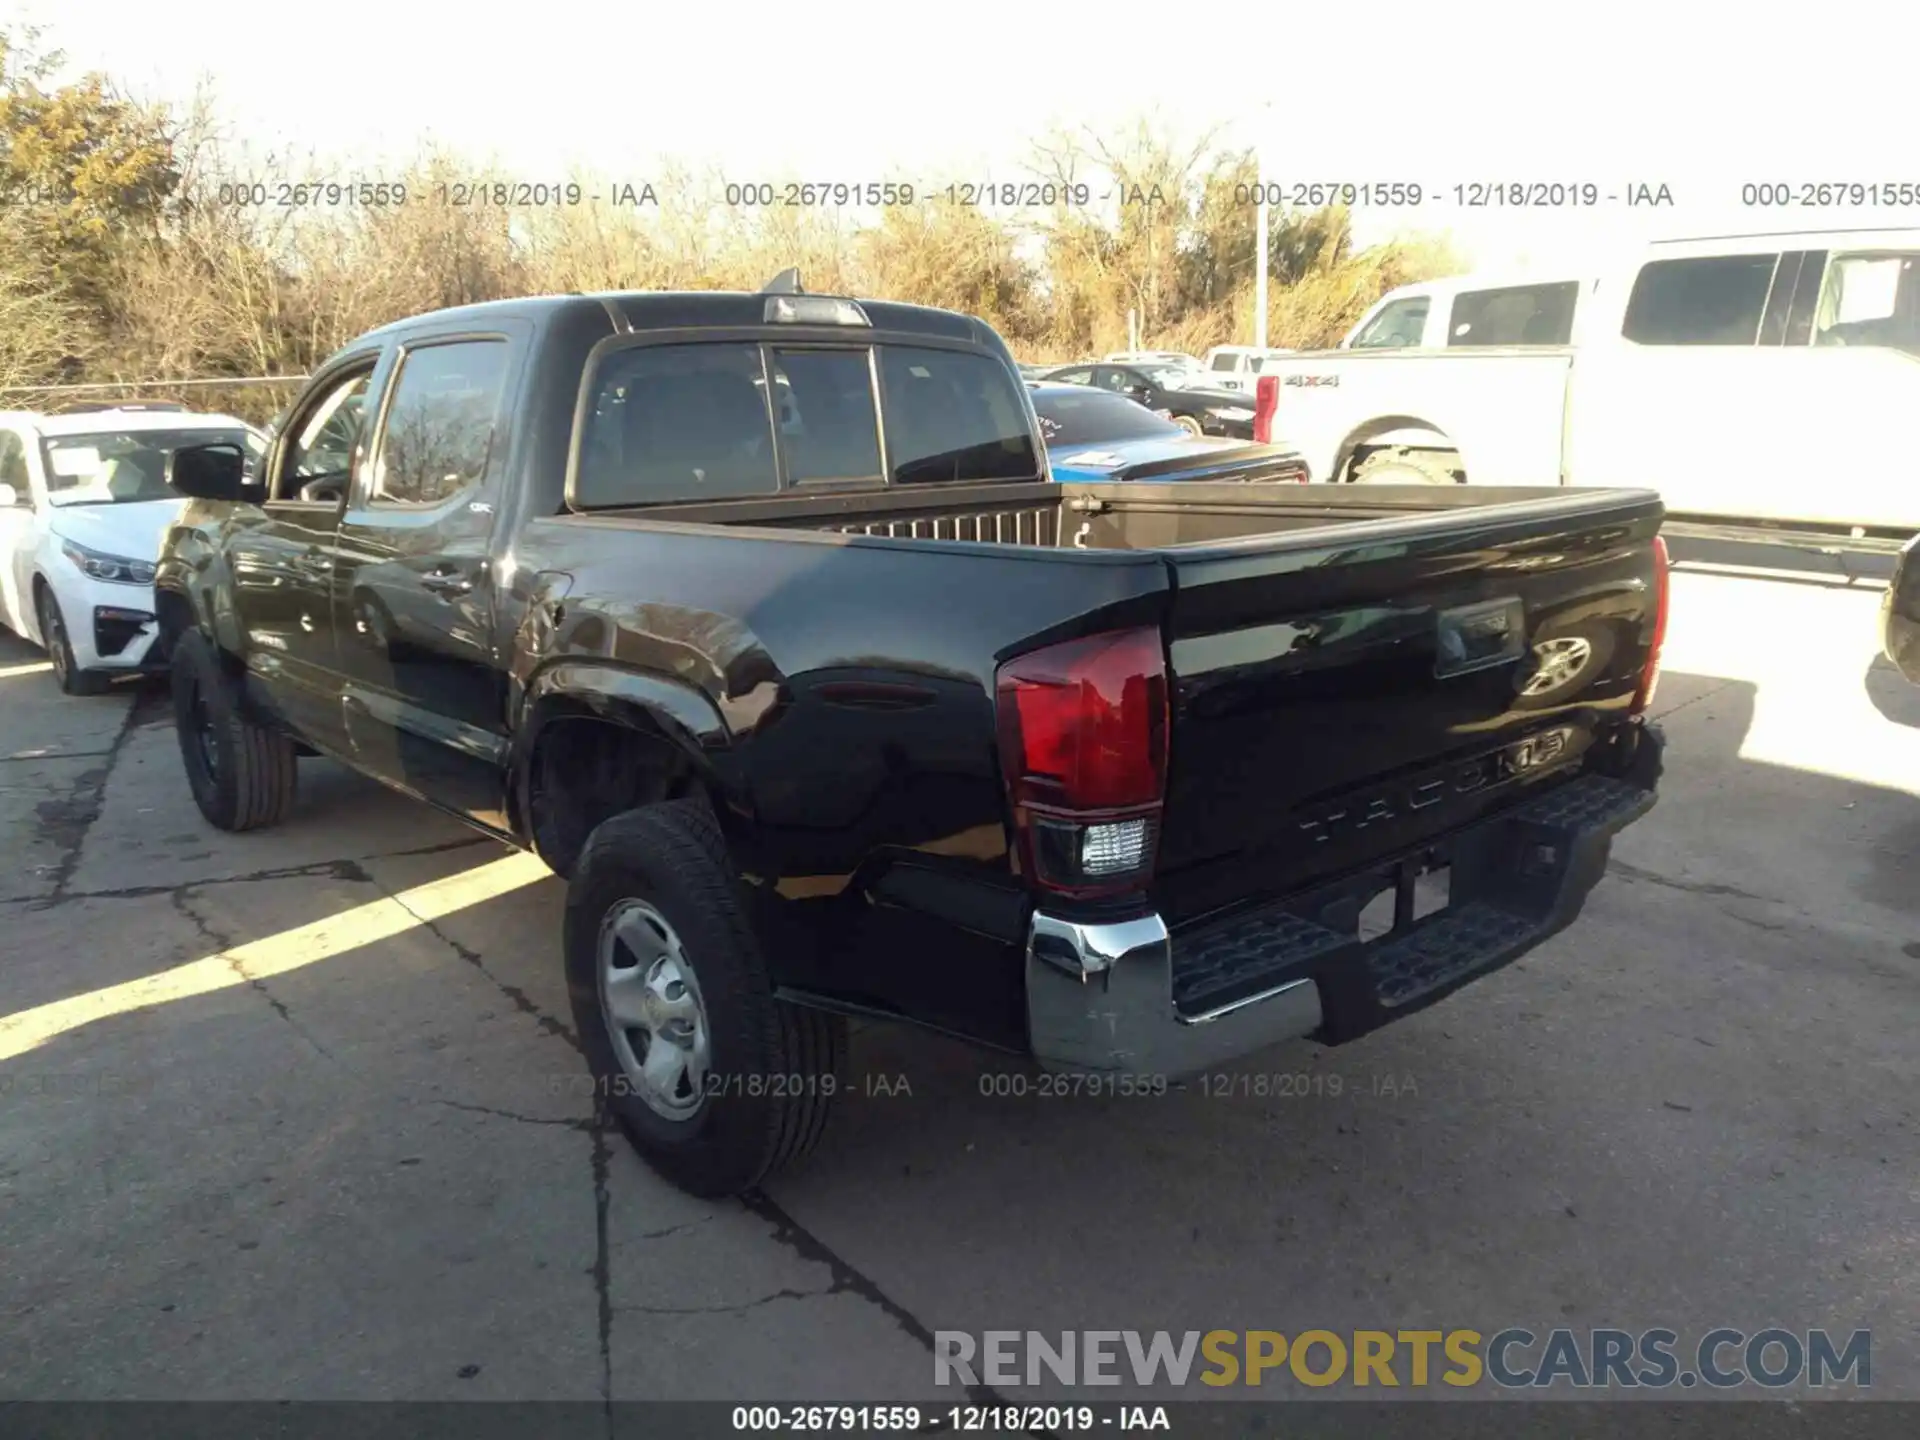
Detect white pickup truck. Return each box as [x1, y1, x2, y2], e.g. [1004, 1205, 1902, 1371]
[1252, 228, 1920, 532]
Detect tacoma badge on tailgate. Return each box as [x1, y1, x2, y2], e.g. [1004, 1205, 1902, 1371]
[1435, 597, 1526, 678]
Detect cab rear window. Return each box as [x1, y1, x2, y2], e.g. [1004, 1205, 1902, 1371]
[573, 342, 1038, 505]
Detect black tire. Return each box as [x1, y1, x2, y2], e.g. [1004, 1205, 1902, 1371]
[1514, 620, 1619, 709]
[170, 628, 299, 831]
[36, 585, 111, 696]
[1350, 446, 1462, 484]
[564, 797, 846, 1198]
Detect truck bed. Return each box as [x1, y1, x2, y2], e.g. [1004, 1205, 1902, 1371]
[593, 477, 1637, 552]
[541, 480, 1664, 943]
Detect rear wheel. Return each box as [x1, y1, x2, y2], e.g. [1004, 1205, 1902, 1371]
[1350, 447, 1462, 485]
[170, 629, 299, 830]
[36, 586, 111, 696]
[564, 798, 845, 1197]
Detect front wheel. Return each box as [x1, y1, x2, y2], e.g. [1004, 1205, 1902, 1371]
[1172, 414, 1204, 438]
[170, 628, 299, 831]
[564, 798, 845, 1197]
[36, 586, 111, 696]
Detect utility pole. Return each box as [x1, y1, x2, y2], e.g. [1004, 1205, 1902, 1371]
[1254, 99, 1271, 350]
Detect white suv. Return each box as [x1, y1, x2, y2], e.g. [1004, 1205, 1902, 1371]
[0, 406, 266, 694]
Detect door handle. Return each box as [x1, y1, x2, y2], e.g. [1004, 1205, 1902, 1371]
[420, 568, 474, 597]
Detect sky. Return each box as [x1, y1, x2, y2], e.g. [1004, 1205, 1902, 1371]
[13, 0, 1920, 281]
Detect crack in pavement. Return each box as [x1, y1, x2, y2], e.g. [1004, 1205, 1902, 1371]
[34, 693, 146, 899]
[1648, 676, 1738, 724]
[613, 1285, 828, 1316]
[6, 856, 375, 910]
[3, 836, 488, 912]
[170, 886, 336, 1062]
[740, 1191, 1015, 1409]
[1607, 858, 1777, 904]
[379, 880, 583, 1057]
[590, 1103, 615, 1428]
[431, 1099, 592, 1130]
[635, 1215, 716, 1241]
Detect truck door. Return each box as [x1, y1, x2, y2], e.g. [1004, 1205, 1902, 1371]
[230, 356, 383, 752]
[329, 330, 522, 828]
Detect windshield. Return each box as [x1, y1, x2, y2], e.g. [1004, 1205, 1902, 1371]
[1033, 388, 1184, 448]
[1813, 252, 1920, 354]
[41, 427, 267, 507]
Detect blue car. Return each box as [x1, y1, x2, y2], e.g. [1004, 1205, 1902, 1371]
[1028, 382, 1309, 484]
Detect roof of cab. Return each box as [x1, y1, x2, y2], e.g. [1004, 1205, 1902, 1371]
[352, 290, 997, 347]
[0, 407, 258, 437]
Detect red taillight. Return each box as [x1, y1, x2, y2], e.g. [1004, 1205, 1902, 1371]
[1253, 374, 1279, 444]
[995, 627, 1169, 897]
[1631, 535, 1671, 715]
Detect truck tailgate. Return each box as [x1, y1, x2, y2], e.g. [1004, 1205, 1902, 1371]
[1152, 488, 1664, 929]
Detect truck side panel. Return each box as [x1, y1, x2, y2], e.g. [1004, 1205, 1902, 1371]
[1259, 349, 1573, 485]
[505, 514, 1170, 1046]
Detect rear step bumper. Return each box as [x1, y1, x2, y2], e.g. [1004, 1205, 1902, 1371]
[1025, 727, 1663, 1076]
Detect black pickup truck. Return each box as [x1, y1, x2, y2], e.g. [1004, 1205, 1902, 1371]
[155, 280, 1667, 1198]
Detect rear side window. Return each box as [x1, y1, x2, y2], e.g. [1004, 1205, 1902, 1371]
[1447, 281, 1579, 346]
[574, 343, 777, 507]
[372, 341, 510, 505]
[1621, 254, 1778, 345]
[878, 347, 1038, 484]
[1209, 352, 1239, 372]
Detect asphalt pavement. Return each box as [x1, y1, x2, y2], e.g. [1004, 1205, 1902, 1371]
[1, 569, 1915, 1407]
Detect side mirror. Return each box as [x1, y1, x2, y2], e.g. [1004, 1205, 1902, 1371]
[0, 482, 19, 508]
[168, 443, 253, 502]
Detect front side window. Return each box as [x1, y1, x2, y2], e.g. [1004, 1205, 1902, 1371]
[1447, 281, 1580, 346]
[1621, 254, 1778, 346]
[878, 346, 1038, 484]
[1350, 298, 1430, 349]
[370, 340, 510, 506]
[281, 370, 373, 498]
[41, 427, 264, 507]
[575, 342, 777, 508]
[1048, 367, 1095, 386]
[1813, 252, 1920, 353]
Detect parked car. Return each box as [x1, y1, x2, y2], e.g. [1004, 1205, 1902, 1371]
[1253, 229, 1920, 532]
[0, 407, 266, 694]
[1200, 345, 1297, 394]
[1103, 350, 1203, 372]
[1884, 533, 1920, 683]
[1029, 382, 1307, 483]
[155, 280, 1667, 1199]
[1041, 362, 1257, 439]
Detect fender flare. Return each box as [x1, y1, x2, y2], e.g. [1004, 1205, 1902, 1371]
[507, 659, 741, 842]
[1334, 416, 1460, 482]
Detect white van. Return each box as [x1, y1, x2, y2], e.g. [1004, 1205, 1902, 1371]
[1254, 230, 1920, 531]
